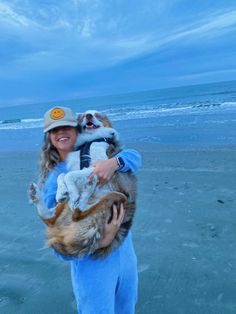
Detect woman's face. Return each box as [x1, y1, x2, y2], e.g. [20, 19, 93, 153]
[49, 126, 78, 160]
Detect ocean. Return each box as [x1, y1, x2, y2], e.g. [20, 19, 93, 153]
[1, 80, 236, 152]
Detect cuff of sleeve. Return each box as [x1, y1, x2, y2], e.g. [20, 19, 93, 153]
[116, 156, 125, 170]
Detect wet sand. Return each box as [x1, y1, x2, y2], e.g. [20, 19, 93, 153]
[0, 145, 236, 313]
[134, 144, 236, 314]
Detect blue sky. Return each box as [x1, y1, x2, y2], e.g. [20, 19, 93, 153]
[0, 0, 236, 106]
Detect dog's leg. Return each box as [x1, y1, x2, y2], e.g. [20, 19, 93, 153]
[28, 182, 40, 204]
[77, 174, 98, 211]
[56, 173, 69, 203]
[64, 168, 95, 210]
[42, 202, 66, 226]
[63, 171, 83, 210]
[29, 183, 56, 218]
[73, 191, 127, 221]
[29, 183, 66, 226]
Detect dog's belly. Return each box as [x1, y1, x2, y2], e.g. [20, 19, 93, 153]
[47, 171, 136, 258]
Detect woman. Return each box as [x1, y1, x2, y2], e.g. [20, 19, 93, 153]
[40, 106, 141, 314]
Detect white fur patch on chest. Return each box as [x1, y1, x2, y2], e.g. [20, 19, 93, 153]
[89, 142, 109, 162]
[76, 127, 118, 147]
[67, 150, 80, 171]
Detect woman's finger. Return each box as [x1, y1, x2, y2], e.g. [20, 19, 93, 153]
[111, 204, 118, 225]
[117, 203, 125, 225]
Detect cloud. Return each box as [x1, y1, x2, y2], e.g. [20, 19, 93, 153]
[117, 9, 236, 63]
[0, 0, 236, 105]
[171, 10, 236, 40]
[0, 2, 30, 27]
[1, 1, 235, 74]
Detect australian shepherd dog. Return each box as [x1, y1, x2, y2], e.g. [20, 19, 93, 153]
[29, 111, 136, 258]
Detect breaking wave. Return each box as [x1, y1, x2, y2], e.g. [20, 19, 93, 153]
[1, 101, 236, 130]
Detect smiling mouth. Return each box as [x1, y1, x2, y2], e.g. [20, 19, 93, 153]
[84, 121, 100, 130]
[57, 137, 69, 142]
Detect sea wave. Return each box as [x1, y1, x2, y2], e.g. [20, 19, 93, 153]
[1, 101, 236, 130]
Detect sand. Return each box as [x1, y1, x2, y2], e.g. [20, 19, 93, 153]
[0, 145, 236, 313]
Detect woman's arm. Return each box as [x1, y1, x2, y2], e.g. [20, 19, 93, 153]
[116, 149, 142, 173]
[91, 149, 142, 186]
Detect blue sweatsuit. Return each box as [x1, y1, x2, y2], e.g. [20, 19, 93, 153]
[43, 149, 141, 314]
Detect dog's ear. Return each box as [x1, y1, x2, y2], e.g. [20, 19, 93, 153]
[103, 116, 112, 128]
[77, 113, 84, 124]
[95, 112, 112, 128]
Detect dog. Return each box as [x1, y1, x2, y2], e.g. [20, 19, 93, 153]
[29, 110, 136, 258]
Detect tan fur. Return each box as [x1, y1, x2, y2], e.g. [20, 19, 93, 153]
[94, 113, 112, 128]
[72, 192, 127, 221]
[45, 168, 136, 259]
[47, 185, 135, 258]
[43, 202, 66, 226]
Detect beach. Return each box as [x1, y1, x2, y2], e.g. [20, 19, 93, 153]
[1, 144, 236, 314]
[134, 144, 236, 314]
[1, 81, 236, 313]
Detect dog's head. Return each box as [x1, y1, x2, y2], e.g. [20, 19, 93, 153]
[77, 110, 112, 134]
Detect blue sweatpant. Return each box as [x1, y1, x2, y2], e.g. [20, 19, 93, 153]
[70, 232, 138, 314]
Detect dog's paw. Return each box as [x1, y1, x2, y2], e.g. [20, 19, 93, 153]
[68, 196, 80, 211]
[28, 183, 40, 204]
[56, 191, 69, 203]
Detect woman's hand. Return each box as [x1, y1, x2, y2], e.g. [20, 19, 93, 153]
[91, 157, 118, 187]
[98, 203, 125, 249]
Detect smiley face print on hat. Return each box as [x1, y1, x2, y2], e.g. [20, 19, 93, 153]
[50, 108, 65, 120]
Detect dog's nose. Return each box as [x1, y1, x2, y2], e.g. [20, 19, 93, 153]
[86, 113, 93, 120]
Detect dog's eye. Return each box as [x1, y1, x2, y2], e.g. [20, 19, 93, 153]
[94, 113, 103, 121]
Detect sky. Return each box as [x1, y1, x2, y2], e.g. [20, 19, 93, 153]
[0, 0, 236, 107]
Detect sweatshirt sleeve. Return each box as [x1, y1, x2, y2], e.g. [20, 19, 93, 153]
[116, 149, 142, 173]
[42, 162, 67, 209]
[42, 171, 58, 209]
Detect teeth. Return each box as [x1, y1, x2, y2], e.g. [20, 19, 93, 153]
[86, 124, 99, 129]
[58, 137, 69, 141]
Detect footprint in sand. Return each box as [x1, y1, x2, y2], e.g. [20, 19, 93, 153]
[138, 264, 150, 273]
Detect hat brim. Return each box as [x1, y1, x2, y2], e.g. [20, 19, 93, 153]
[44, 121, 78, 133]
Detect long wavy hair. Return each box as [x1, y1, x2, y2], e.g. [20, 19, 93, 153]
[38, 133, 60, 186]
[39, 125, 81, 186]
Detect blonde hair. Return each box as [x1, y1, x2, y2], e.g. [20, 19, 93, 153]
[38, 133, 60, 186]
